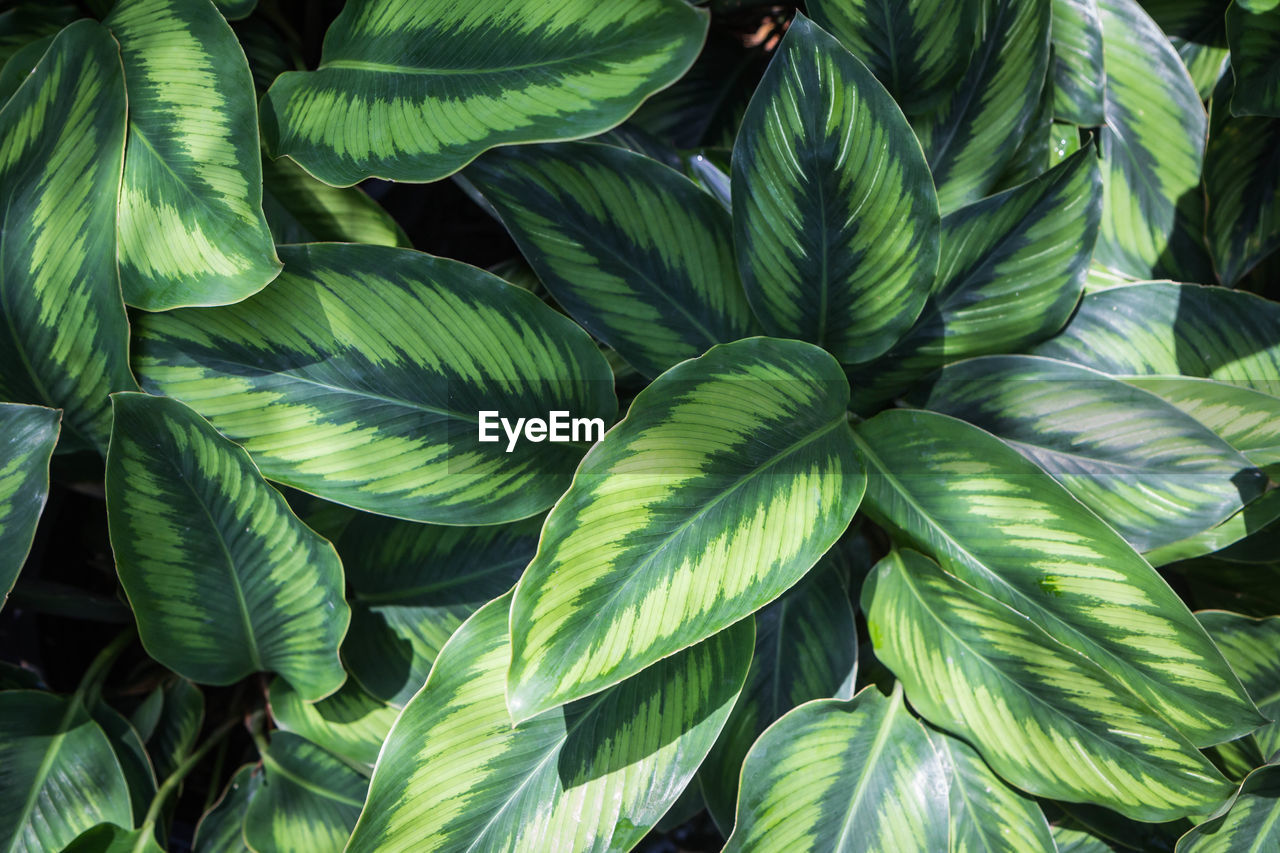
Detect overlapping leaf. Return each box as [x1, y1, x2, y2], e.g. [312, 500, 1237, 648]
[848, 146, 1101, 408]
[261, 153, 409, 248]
[865, 549, 1234, 819]
[1053, 0, 1107, 124]
[0, 20, 136, 453]
[1227, 2, 1280, 116]
[915, 355, 1265, 551]
[269, 677, 396, 769]
[852, 408, 1260, 746]
[507, 338, 864, 721]
[1095, 0, 1210, 279]
[0, 690, 132, 853]
[135, 243, 616, 525]
[1204, 105, 1280, 284]
[0, 4, 75, 70]
[724, 686, 949, 852]
[259, 0, 708, 185]
[106, 392, 348, 701]
[105, 0, 280, 310]
[913, 0, 1052, 213]
[806, 0, 981, 115]
[244, 733, 366, 853]
[465, 142, 757, 377]
[0, 404, 58, 606]
[347, 593, 752, 853]
[1177, 764, 1280, 850]
[193, 764, 260, 853]
[1142, 0, 1232, 98]
[732, 15, 938, 364]
[90, 703, 156, 828]
[1198, 611, 1280, 761]
[144, 678, 204, 781]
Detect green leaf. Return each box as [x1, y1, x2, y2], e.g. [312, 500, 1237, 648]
[269, 677, 397, 769]
[1177, 764, 1280, 850]
[0, 4, 74, 70]
[0, 404, 58, 606]
[1053, 0, 1107, 124]
[507, 337, 864, 721]
[105, 392, 349, 701]
[0, 33, 51, 106]
[806, 0, 983, 115]
[848, 146, 1101, 409]
[259, 0, 708, 185]
[347, 592, 751, 853]
[851, 408, 1261, 746]
[1197, 611, 1280, 761]
[261, 152, 410, 248]
[724, 686, 949, 852]
[61, 824, 163, 853]
[865, 549, 1234, 820]
[932, 728, 1057, 853]
[1228, 2, 1280, 116]
[337, 514, 540, 706]
[144, 678, 204, 781]
[194, 764, 260, 853]
[244, 733, 367, 853]
[104, 0, 280, 310]
[731, 15, 939, 364]
[1095, 0, 1209, 279]
[1204, 109, 1280, 283]
[465, 142, 758, 377]
[1143, 0, 1232, 99]
[699, 556, 858, 833]
[1033, 281, 1280, 396]
[913, 0, 1052, 213]
[0, 19, 136, 453]
[135, 243, 616, 525]
[0, 690, 132, 853]
[89, 703, 157, 828]
[992, 73, 1056, 191]
[214, 0, 256, 21]
[1052, 825, 1115, 852]
[914, 354, 1265, 552]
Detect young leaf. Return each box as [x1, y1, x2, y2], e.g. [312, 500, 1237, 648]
[346, 593, 752, 853]
[1227, 2, 1280, 116]
[507, 338, 864, 721]
[0, 404, 58, 606]
[852, 408, 1261, 746]
[0, 20, 136, 453]
[104, 0, 281, 310]
[269, 677, 398, 769]
[134, 243, 616, 525]
[864, 549, 1234, 820]
[1176, 764, 1280, 850]
[244, 734, 367, 853]
[806, 0, 983, 115]
[464, 142, 758, 377]
[731, 14, 939, 365]
[0, 690, 132, 852]
[259, 0, 708, 185]
[1052, 0, 1107, 125]
[106, 393, 349, 701]
[724, 686, 949, 852]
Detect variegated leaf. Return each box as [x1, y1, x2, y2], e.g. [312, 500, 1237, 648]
[1227, 1, 1280, 116]
[193, 764, 260, 853]
[464, 141, 758, 377]
[1177, 764, 1280, 850]
[1053, 0, 1107, 124]
[1143, 0, 1232, 99]
[346, 593, 751, 853]
[852, 408, 1261, 746]
[732, 15, 939, 365]
[1204, 98, 1280, 284]
[507, 337, 864, 721]
[244, 733, 366, 853]
[865, 549, 1234, 819]
[724, 686, 949, 852]
[135, 243, 616, 525]
[260, 0, 708, 185]
[105, 392, 349, 701]
[261, 152, 410, 248]
[1198, 611, 1280, 761]
[0, 404, 58, 607]
[0, 19, 136, 453]
[269, 677, 397, 769]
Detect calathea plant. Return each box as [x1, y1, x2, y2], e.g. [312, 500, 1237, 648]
[1, 0, 1280, 850]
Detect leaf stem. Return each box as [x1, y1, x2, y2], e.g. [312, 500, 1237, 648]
[71, 626, 135, 711]
[132, 718, 239, 853]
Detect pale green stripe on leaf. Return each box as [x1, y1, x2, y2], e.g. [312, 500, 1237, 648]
[1227, 2, 1280, 117]
[244, 733, 366, 853]
[262, 151, 410, 247]
[1197, 611, 1280, 761]
[269, 677, 397, 769]
[1052, 0, 1107, 124]
[193, 763, 260, 853]
[0, 403, 59, 606]
[1176, 764, 1280, 851]
[1204, 107, 1280, 284]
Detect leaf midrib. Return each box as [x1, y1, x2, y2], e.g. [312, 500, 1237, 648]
[831, 688, 902, 851]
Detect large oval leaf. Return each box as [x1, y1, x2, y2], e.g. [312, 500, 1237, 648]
[269, 677, 396, 769]
[864, 549, 1234, 820]
[0, 20, 136, 453]
[1095, 0, 1209, 279]
[724, 686, 949, 852]
[347, 592, 751, 853]
[1177, 764, 1280, 850]
[0, 404, 58, 606]
[135, 243, 616, 525]
[1204, 108, 1280, 285]
[507, 337, 864, 721]
[1198, 611, 1280, 761]
[1227, 2, 1280, 116]
[105, 392, 348, 701]
[465, 142, 758, 377]
[912, 0, 1052, 213]
[698, 555, 858, 833]
[914, 355, 1265, 551]
[104, 0, 280, 310]
[848, 145, 1101, 408]
[1053, 0, 1107, 124]
[806, 0, 982, 115]
[731, 14, 939, 365]
[244, 733, 366, 853]
[0, 690, 132, 853]
[852, 408, 1260, 746]
[259, 0, 708, 185]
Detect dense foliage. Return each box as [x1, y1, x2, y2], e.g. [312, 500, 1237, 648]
[2, 0, 1280, 850]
